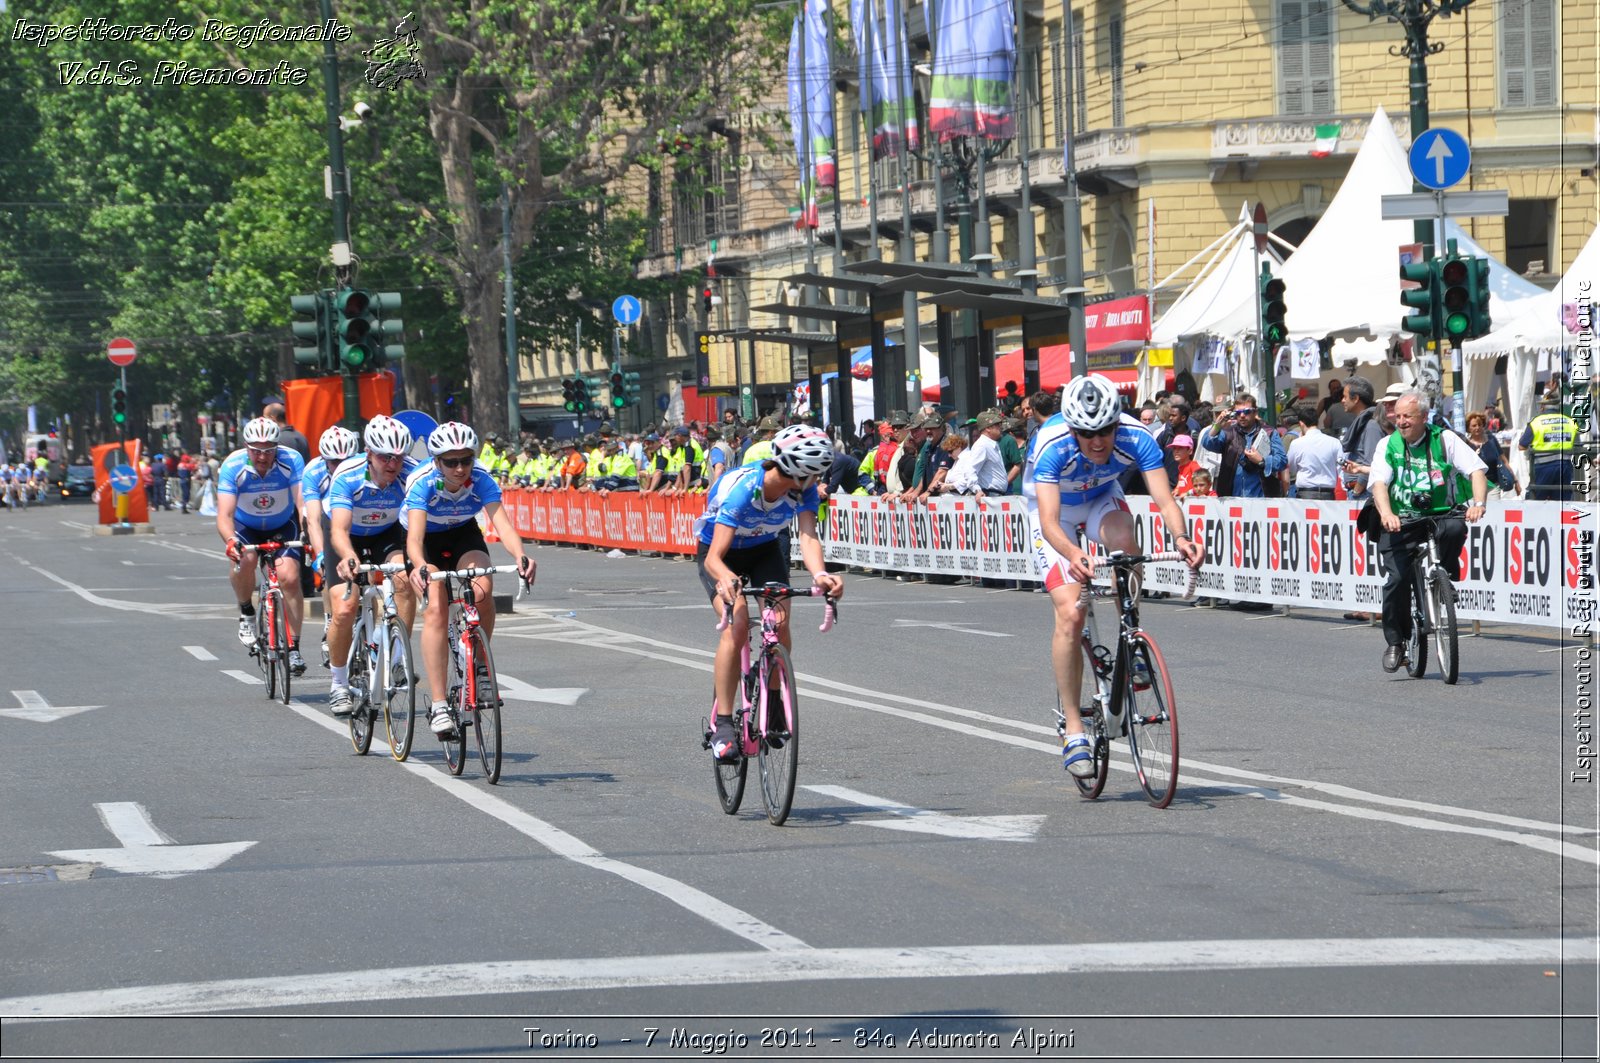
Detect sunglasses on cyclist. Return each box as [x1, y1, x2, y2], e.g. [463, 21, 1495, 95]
[436, 455, 474, 470]
[245, 445, 277, 455]
[1073, 425, 1117, 439]
[370, 452, 405, 463]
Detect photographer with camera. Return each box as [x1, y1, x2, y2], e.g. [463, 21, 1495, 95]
[1369, 390, 1488, 674]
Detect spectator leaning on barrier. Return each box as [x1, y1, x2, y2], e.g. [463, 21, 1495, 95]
[1198, 392, 1286, 498]
[1168, 435, 1201, 497]
[960, 408, 1011, 497]
[884, 417, 925, 500]
[1284, 404, 1342, 500]
[904, 411, 951, 504]
[1520, 393, 1579, 501]
[1338, 376, 1385, 504]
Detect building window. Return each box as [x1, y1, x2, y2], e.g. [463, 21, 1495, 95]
[1072, 10, 1087, 131]
[1021, 35, 1045, 153]
[1505, 198, 1554, 275]
[1501, 0, 1555, 108]
[1106, 12, 1124, 127]
[671, 134, 742, 249]
[1278, 0, 1334, 116]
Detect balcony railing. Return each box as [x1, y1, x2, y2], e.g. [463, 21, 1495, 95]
[1211, 113, 1411, 158]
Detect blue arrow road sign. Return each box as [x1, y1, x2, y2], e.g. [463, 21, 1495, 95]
[110, 464, 137, 494]
[611, 295, 641, 326]
[1409, 128, 1471, 191]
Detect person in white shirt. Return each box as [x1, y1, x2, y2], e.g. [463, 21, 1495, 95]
[1284, 404, 1344, 500]
[962, 408, 1012, 496]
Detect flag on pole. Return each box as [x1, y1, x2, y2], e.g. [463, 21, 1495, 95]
[788, 0, 836, 228]
[928, 0, 1015, 141]
[852, 0, 920, 160]
[1310, 122, 1341, 158]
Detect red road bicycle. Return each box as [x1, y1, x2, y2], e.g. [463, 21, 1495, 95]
[704, 582, 838, 826]
[239, 540, 303, 706]
[424, 565, 526, 784]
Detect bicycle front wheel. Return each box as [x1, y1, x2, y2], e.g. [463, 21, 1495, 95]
[382, 619, 416, 762]
[468, 628, 503, 784]
[1123, 632, 1179, 808]
[1431, 573, 1459, 685]
[347, 628, 374, 754]
[253, 599, 273, 689]
[756, 645, 800, 826]
[1405, 583, 1429, 680]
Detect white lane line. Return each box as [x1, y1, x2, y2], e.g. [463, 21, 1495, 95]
[504, 619, 1600, 857]
[28, 565, 234, 620]
[271, 696, 806, 953]
[5, 936, 1591, 1019]
[145, 539, 227, 562]
[220, 670, 263, 686]
[183, 646, 219, 661]
[58, 520, 92, 531]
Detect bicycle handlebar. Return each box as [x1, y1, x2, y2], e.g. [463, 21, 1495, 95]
[341, 559, 413, 600]
[1398, 505, 1469, 529]
[1091, 549, 1201, 600]
[233, 540, 304, 574]
[716, 583, 839, 633]
[420, 564, 531, 608]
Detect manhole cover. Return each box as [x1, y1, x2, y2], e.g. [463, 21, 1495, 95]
[0, 869, 58, 885]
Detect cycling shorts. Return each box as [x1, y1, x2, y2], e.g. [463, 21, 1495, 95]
[421, 521, 490, 570]
[328, 525, 408, 587]
[1028, 489, 1130, 592]
[235, 520, 304, 564]
[695, 538, 789, 603]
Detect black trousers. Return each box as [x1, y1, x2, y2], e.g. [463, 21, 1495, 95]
[1378, 516, 1466, 647]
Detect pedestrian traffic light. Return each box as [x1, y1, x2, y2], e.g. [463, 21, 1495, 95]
[290, 292, 332, 371]
[623, 371, 641, 406]
[1440, 253, 1472, 344]
[1399, 255, 1440, 338]
[1259, 266, 1288, 347]
[334, 287, 381, 370]
[111, 386, 128, 425]
[609, 371, 626, 409]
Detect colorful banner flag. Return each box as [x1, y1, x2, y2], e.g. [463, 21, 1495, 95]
[1310, 122, 1341, 158]
[852, 0, 920, 160]
[928, 0, 1015, 141]
[788, 0, 836, 227]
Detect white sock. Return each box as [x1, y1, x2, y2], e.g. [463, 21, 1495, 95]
[431, 699, 448, 713]
[330, 665, 348, 687]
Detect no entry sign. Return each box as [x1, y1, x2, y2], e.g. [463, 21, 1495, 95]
[107, 337, 138, 367]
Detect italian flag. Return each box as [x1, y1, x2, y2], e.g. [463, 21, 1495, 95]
[1310, 123, 1341, 158]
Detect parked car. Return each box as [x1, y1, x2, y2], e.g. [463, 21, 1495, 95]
[60, 465, 95, 500]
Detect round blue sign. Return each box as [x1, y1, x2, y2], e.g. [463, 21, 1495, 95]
[612, 295, 641, 326]
[1408, 128, 1471, 191]
[391, 409, 438, 452]
[110, 464, 138, 494]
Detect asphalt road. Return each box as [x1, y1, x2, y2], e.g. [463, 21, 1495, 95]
[0, 502, 1596, 1062]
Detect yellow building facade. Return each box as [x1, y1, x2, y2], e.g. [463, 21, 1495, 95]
[604, 0, 1597, 412]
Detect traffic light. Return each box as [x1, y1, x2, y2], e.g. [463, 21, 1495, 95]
[1465, 255, 1492, 339]
[369, 291, 405, 364]
[573, 377, 591, 413]
[1259, 266, 1288, 347]
[290, 292, 332, 371]
[334, 288, 380, 370]
[623, 371, 641, 406]
[1440, 253, 1472, 344]
[701, 285, 713, 316]
[111, 386, 128, 426]
[562, 378, 580, 413]
[1399, 255, 1440, 338]
[609, 371, 626, 409]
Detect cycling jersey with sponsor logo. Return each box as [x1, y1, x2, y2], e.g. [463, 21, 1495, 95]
[402, 462, 501, 532]
[217, 446, 306, 531]
[1022, 412, 1162, 510]
[694, 464, 818, 548]
[327, 455, 421, 536]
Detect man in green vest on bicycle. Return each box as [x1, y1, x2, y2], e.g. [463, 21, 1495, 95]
[1369, 390, 1489, 674]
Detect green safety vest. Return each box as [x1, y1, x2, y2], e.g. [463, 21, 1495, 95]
[1384, 425, 1472, 517]
[1528, 413, 1579, 455]
[742, 439, 774, 465]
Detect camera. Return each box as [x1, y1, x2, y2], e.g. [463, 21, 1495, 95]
[353, 101, 373, 120]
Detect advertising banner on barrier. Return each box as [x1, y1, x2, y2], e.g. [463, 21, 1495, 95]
[819, 495, 1596, 631]
[504, 488, 702, 556]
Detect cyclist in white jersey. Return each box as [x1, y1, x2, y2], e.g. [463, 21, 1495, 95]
[217, 416, 309, 673]
[404, 422, 535, 737]
[303, 425, 360, 667]
[1023, 375, 1203, 778]
[697, 425, 843, 762]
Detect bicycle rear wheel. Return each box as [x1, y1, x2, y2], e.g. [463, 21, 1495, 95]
[382, 619, 416, 762]
[757, 645, 799, 826]
[1123, 632, 1179, 808]
[1067, 639, 1109, 800]
[1431, 573, 1459, 685]
[468, 628, 502, 784]
[346, 627, 374, 755]
[710, 698, 747, 814]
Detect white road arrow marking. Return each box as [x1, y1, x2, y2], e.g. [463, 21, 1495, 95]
[1425, 134, 1453, 185]
[891, 619, 1011, 637]
[494, 673, 588, 707]
[0, 690, 103, 723]
[48, 802, 256, 879]
[804, 785, 1043, 842]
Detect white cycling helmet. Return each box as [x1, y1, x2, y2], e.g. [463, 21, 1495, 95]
[242, 417, 280, 445]
[1060, 375, 1122, 432]
[427, 421, 479, 457]
[771, 425, 835, 479]
[318, 425, 359, 461]
[362, 415, 412, 456]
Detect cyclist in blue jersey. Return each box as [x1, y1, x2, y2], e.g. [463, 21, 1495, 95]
[1023, 375, 1203, 778]
[303, 425, 360, 667]
[698, 425, 843, 762]
[404, 422, 536, 737]
[322, 416, 419, 717]
[217, 416, 310, 673]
